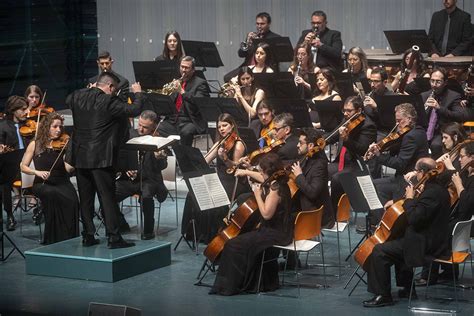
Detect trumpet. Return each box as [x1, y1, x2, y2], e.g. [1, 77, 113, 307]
[240, 28, 262, 52]
[219, 82, 248, 97]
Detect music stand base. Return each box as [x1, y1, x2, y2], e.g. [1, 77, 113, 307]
[0, 231, 25, 262]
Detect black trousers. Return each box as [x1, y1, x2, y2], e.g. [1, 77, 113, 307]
[115, 179, 156, 234]
[76, 167, 122, 242]
[367, 238, 413, 296]
[157, 119, 200, 146]
[371, 175, 407, 225]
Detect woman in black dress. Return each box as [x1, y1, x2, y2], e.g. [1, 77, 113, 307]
[288, 42, 317, 99]
[20, 112, 79, 244]
[210, 153, 293, 295]
[155, 31, 184, 64]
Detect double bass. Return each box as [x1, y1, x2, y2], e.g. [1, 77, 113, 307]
[354, 162, 445, 271]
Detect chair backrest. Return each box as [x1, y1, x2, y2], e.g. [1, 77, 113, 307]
[336, 193, 351, 222]
[21, 161, 35, 189]
[293, 206, 324, 241]
[161, 155, 176, 182]
[451, 216, 474, 253]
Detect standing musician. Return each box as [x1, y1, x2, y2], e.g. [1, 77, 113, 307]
[428, 0, 472, 58]
[0, 96, 29, 231]
[362, 157, 450, 307]
[115, 110, 168, 240]
[422, 67, 465, 158]
[227, 66, 265, 120]
[67, 72, 144, 249]
[155, 31, 184, 65]
[250, 100, 275, 148]
[20, 112, 79, 245]
[297, 10, 343, 72]
[288, 43, 317, 99]
[328, 96, 376, 219]
[391, 47, 426, 95]
[367, 103, 429, 225]
[209, 153, 293, 295]
[343, 47, 371, 80]
[156, 56, 211, 146]
[238, 12, 281, 67]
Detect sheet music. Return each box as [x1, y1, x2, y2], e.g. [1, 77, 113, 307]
[188, 176, 215, 210]
[126, 135, 178, 149]
[204, 173, 230, 208]
[356, 175, 383, 210]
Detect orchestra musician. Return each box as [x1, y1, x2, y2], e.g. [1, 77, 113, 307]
[155, 31, 184, 65]
[428, 0, 472, 57]
[181, 113, 250, 243]
[115, 110, 169, 240]
[367, 103, 429, 224]
[20, 112, 79, 245]
[67, 72, 144, 249]
[421, 67, 465, 158]
[288, 42, 317, 99]
[391, 47, 427, 95]
[310, 68, 342, 128]
[249, 42, 274, 74]
[249, 100, 275, 148]
[24, 85, 43, 112]
[0, 96, 29, 231]
[230, 66, 265, 120]
[328, 96, 376, 220]
[209, 153, 293, 295]
[270, 113, 300, 162]
[363, 157, 450, 307]
[343, 47, 371, 80]
[156, 56, 211, 146]
[297, 10, 343, 72]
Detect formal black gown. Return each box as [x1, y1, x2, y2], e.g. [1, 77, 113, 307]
[210, 180, 293, 295]
[32, 148, 79, 244]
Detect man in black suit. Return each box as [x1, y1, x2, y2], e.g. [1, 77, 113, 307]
[249, 100, 275, 148]
[363, 157, 450, 307]
[368, 103, 429, 224]
[328, 96, 377, 219]
[157, 56, 210, 146]
[422, 67, 466, 158]
[88, 51, 129, 99]
[428, 0, 472, 57]
[67, 72, 144, 249]
[0, 96, 28, 231]
[115, 110, 168, 240]
[297, 10, 343, 71]
[272, 112, 300, 162]
[291, 128, 334, 227]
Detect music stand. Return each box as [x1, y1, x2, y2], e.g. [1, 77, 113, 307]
[181, 40, 224, 70]
[374, 94, 427, 130]
[132, 61, 179, 90]
[413, 78, 431, 93]
[384, 30, 433, 54]
[335, 72, 358, 100]
[143, 94, 176, 117]
[264, 98, 312, 128]
[253, 37, 294, 63]
[309, 100, 344, 132]
[194, 97, 249, 127]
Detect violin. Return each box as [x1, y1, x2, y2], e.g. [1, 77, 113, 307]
[448, 137, 474, 162]
[19, 120, 38, 137]
[27, 104, 54, 118]
[226, 139, 285, 174]
[364, 124, 411, 160]
[51, 133, 70, 151]
[258, 121, 275, 147]
[324, 112, 364, 143]
[222, 131, 240, 154]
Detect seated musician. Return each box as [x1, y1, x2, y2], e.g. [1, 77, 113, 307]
[20, 112, 79, 245]
[115, 110, 168, 240]
[328, 96, 376, 220]
[228, 67, 265, 120]
[249, 42, 274, 74]
[157, 56, 211, 146]
[0, 96, 29, 231]
[288, 43, 317, 99]
[249, 100, 275, 148]
[422, 67, 466, 158]
[343, 47, 371, 80]
[24, 85, 44, 113]
[363, 67, 396, 127]
[366, 103, 429, 225]
[271, 113, 300, 162]
[311, 68, 342, 128]
[209, 153, 293, 295]
[363, 157, 450, 307]
[391, 47, 427, 95]
[155, 31, 183, 65]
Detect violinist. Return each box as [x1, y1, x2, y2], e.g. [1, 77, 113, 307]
[0, 96, 28, 231]
[250, 100, 275, 148]
[363, 157, 450, 307]
[115, 110, 168, 240]
[271, 113, 300, 162]
[368, 103, 429, 225]
[209, 153, 293, 295]
[437, 122, 468, 171]
[181, 114, 250, 243]
[327, 96, 376, 219]
[24, 85, 43, 112]
[20, 112, 79, 244]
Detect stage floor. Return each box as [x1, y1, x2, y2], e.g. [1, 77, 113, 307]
[1, 191, 474, 315]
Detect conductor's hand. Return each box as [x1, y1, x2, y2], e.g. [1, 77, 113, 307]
[131, 82, 142, 93]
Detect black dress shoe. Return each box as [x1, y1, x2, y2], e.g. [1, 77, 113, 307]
[82, 236, 100, 247]
[141, 232, 155, 240]
[119, 221, 131, 233]
[107, 239, 135, 249]
[6, 216, 17, 231]
[363, 295, 394, 307]
[415, 278, 437, 286]
[398, 287, 417, 299]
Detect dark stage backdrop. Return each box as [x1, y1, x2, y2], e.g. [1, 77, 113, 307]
[0, 0, 98, 111]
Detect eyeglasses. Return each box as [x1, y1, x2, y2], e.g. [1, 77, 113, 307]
[430, 79, 444, 85]
[459, 153, 468, 159]
[274, 125, 287, 132]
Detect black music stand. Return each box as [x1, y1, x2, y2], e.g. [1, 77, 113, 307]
[253, 73, 303, 99]
[194, 97, 249, 127]
[132, 61, 179, 90]
[181, 40, 224, 71]
[334, 72, 358, 100]
[374, 94, 427, 130]
[253, 37, 294, 63]
[383, 30, 433, 54]
[0, 151, 25, 262]
[309, 100, 344, 132]
[264, 98, 312, 128]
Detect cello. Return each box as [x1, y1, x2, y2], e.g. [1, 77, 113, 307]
[354, 162, 445, 271]
[203, 169, 287, 263]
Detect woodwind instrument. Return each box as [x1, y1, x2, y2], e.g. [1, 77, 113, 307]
[294, 61, 301, 86]
[397, 45, 419, 94]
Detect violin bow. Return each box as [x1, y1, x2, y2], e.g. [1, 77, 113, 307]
[42, 136, 70, 185]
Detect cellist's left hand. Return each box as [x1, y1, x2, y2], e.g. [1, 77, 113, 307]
[291, 161, 302, 177]
[405, 184, 415, 199]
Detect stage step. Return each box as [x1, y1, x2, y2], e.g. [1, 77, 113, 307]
[25, 237, 171, 282]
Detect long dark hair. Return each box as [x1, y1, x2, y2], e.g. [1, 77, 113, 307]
[315, 68, 338, 94]
[290, 42, 314, 73]
[24, 85, 43, 104]
[215, 113, 238, 141]
[441, 122, 467, 152]
[400, 47, 424, 74]
[237, 66, 257, 95]
[162, 31, 183, 60]
[254, 42, 274, 69]
[35, 112, 64, 154]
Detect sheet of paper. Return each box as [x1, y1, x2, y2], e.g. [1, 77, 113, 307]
[126, 135, 177, 149]
[356, 175, 383, 210]
[204, 173, 230, 208]
[188, 176, 215, 211]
